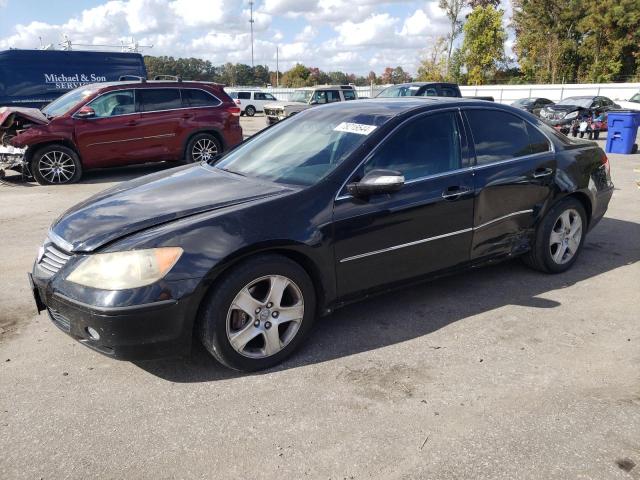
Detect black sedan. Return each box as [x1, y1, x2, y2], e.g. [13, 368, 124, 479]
[540, 95, 620, 131]
[29, 98, 614, 371]
[511, 97, 554, 116]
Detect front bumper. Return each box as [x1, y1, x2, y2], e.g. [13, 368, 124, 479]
[30, 272, 197, 360]
[0, 145, 28, 176]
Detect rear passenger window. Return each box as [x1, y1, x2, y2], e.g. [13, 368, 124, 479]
[364, 112, 461, 181]
[181, 89, 220, 107]
[139, 89, 181, 112]
[238, 92, 251, 100]
[327, 90, 341, 103]
[439, 86, 458, 97]
[526, 123, 551, 154]
[465, 110, 531, 164]
[343, 90, 356, 101]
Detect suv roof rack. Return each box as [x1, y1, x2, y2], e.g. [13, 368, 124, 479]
[119, 75, 146, 82]
[153, 75, 183, 82]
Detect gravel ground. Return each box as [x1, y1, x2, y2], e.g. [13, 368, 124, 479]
[0, 118, 639, 479]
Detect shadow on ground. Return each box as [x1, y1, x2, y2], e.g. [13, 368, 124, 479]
[134, 215, 640, 383]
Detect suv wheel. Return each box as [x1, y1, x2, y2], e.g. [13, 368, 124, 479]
[245, 105, 256, 117]
[185, 133, 221, 163]
[198, 254, 316, 371]
[31, 145, 82, 185]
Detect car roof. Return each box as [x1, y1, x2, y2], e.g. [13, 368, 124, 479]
[305, 96, 513, 117]
[386, 82, 458, 87]
[88, 80, 223, 90]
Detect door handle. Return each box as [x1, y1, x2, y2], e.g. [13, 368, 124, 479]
[532, 167, 553, 178]
[442, 186, 471, 200]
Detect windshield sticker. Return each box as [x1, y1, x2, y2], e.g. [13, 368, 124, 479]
[334, 122, 377, 136]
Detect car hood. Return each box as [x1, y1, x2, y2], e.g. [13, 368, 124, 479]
[51, 164, 292, 253]
[617, 100, 640, 111]
[544, 104, 585, 113]
[264, 100, 308, 109]
[0, 106, 49, 128]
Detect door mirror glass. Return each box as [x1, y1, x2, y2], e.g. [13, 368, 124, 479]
[347, 169, 404, 197]
[75, 106, 95, 119]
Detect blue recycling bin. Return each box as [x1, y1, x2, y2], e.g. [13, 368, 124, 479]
[605, 111, 640, 154]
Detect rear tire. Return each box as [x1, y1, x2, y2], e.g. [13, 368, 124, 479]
[198, 254, 316, 371]
[245, 105, 256, 117]
[185, 133, 221, 163]
[523, 197, 587, 273]
[30, 144, 82, 185]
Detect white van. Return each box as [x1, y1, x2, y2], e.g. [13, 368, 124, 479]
[227, 90, 278, 116]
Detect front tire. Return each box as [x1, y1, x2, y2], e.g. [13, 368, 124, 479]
[185, 133, 221, 163]
[30, 145, 82, 185]
[245, 105, 256, 117]
[199, 255, 316, 371]
[523, 197, 587, 273]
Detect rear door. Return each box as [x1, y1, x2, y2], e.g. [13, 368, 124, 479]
[74, 89, 142, 167]
[135, 88, 183, 161]
[333, 109, 475, 297]
[463, 108, 556, 260]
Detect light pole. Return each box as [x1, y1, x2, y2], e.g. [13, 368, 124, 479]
[276, 46, 279, 87]
[249, 1, 255, 68]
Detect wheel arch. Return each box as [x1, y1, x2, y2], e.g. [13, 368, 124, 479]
[26, 139, 82, 163]
[565, 190, 593, 227]
[182, 129, 226, 157]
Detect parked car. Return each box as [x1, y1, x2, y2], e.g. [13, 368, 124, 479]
[264, 85, 357, 125]
[4, 78, 242, 184]
[615, 91, 640, 111]
[376, 82, 461, 98]
[512, 97, 554, 116]
[539, 96, 620, 134]
[227, 89, 278, 116]
[29, 98, 613, 371]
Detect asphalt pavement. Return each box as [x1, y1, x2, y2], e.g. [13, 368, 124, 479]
[0, 117, 639, 479]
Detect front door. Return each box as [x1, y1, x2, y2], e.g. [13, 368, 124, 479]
[135, 88, 183, 161]
[333, 110, 475, 297]
[74, 89, 141, 168]
[463, 108, 556, 260]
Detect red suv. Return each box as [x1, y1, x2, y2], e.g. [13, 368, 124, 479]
[6, 78, 242, 184]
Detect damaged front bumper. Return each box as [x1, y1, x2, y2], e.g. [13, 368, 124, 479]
[0, 145, 28, 177]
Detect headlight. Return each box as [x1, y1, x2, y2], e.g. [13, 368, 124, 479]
[565, 111, 578, 119]
[67, 247, 183, 290]
[540, 110, 548, 118]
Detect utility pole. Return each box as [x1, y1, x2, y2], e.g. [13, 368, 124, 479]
[249, 1, 255, 68]
[276, 46, 279, 87]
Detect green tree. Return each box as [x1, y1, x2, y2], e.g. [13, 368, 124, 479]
[461, 5, 506, 84]
[438, 0, 465, 77]
[281, 63, 311, 87]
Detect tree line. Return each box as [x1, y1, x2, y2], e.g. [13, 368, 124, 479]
[144, 0, 640, 87]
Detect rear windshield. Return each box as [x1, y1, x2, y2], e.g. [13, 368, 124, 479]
[377, 85, 421, 98]
[214, 107, 391, 186]
[556, 97, 592, 108]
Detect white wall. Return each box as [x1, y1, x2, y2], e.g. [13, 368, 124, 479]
[227, 83, 640, 104]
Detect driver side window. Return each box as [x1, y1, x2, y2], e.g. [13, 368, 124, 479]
[87, 90, 135, 118]
[364, 111, 462, 181]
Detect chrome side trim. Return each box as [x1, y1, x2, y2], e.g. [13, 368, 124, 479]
[339, 227, 473, 263]
[474, 209, 533, 230]
[86, 133, 176, 147]
[339, 209, 535, 263]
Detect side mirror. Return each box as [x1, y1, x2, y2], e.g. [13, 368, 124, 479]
[75, 106, 95, 119]
[347, 169, 404, 197]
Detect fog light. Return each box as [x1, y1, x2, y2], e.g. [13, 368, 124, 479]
[86, 327, 100, 340]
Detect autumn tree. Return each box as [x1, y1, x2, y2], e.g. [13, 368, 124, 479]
[416, 37, 448, 81]
[461, 5, 506, 84]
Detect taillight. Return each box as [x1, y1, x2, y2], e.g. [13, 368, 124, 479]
[234, 99, 241, 105]
[227, 106, 241, 117]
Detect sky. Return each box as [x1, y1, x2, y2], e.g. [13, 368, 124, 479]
[0, 0, 515, 76]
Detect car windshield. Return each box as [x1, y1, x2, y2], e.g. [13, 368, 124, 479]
[556, 97, 593, 108]
[214, 107, 389, 186]
[630, 93, 640, 103]
[377, 85, 421, 98]
[289, 90, 313, 103]
[41, 85, 101, 117]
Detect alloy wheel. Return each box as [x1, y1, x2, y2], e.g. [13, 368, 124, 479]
[549, 208, 582, 265]
[192, 138, 218, 162]
[38, 151, 76, 184]
[226, 275, 304, 359]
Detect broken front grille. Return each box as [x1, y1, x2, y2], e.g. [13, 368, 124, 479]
[38, 243, 72, 275]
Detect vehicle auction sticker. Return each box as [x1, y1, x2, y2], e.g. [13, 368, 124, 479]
[334, 122, 377, 135]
